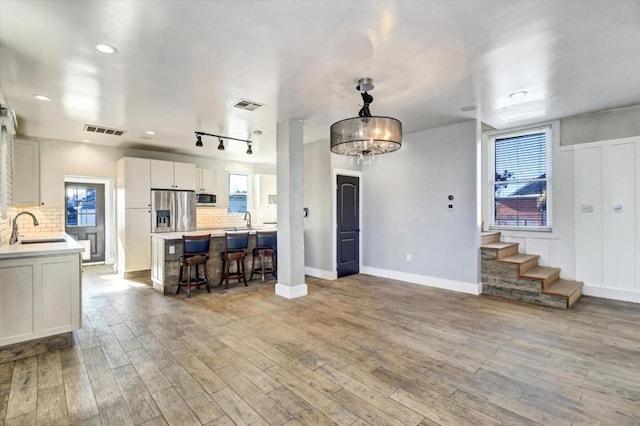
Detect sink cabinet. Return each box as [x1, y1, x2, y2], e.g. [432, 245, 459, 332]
[0, 253, 81, 347]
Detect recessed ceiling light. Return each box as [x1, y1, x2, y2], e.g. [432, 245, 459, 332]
[96, 43, 118, 54]
[33, 94, 52, 101]
[509, 91, 528, 99]
[145, 130, 155, 135]
[460, 105, 477, 112]
[81, 139, 91, 143]
[252, 130, 263, 136]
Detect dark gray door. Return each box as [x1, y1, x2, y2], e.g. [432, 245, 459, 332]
[65, 182, 105, 263]
[337, 175, 359, 278]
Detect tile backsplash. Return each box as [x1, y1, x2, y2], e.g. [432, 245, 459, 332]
[196, 206, 277, 229]
[0, 206, 64, 245]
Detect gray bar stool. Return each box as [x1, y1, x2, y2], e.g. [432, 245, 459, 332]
[219, 232, 249, 289]
[250, 231, 277, 281]
[177, 234, 211, 297]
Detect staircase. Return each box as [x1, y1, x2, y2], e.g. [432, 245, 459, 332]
[481, 232, 582, 309]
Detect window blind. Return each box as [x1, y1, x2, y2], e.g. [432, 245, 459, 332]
[495, 132, 546, 184]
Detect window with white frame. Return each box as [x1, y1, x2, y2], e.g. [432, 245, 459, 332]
[489, 126, 551, 229]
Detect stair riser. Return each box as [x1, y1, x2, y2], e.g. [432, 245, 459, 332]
[483, 285, 569, 309]
[542, 271, 561, 289]
[482, 259, 521, 279]
[481, 233, 501, 245]
[481, 275, 542, 293]
[519, 258, 539, 274]
[568, 287, 582, 308]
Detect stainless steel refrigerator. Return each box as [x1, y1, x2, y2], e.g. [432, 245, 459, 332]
[151, 189, 196, 233]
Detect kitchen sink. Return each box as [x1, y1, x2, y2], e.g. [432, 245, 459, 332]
[20, 238, 67, 244]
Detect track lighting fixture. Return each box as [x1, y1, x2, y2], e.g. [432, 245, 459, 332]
[194, 131, 254, 156]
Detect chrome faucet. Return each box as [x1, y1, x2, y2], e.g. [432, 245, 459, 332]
[243, 211, 252, 229]
[10, 211, 39, 244]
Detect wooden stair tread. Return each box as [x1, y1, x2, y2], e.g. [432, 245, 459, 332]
[499, 254, 539, 264]
[520, 266, 560, 280]
[481, 242, 518, 250]
[543, 279, 583, 297]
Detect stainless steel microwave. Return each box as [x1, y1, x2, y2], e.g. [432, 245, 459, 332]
[196, 193, 216, 206]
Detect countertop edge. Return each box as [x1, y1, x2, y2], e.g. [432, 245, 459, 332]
[0, 232, 85, 259]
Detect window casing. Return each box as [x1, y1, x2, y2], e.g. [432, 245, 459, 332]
[489, 126, 552, 230]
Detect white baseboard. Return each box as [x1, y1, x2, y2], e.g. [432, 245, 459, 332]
[304, 266, 336, 280]
[360, 266, 481, 295]
[582, 285, 640, 304]
[275, 283, 308, 299]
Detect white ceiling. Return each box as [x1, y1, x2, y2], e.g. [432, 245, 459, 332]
[1, 1, 640, 164]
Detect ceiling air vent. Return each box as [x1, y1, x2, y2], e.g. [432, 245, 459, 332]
[231, 99, 264, 111]
[83, 124, 126, 136]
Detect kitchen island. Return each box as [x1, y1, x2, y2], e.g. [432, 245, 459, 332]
[151, 228, 275, 295]
[0, 233, 84, 363]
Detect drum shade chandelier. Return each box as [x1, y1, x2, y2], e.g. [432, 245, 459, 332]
[194, 131, 253, 155]
[330, 78, 402, 165]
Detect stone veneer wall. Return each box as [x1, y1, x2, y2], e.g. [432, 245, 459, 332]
[0, 206, 64, 245]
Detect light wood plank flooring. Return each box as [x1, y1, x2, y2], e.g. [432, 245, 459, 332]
[1, 265, 639, 425]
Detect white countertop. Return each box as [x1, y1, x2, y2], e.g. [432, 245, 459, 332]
[151, 226, 276, 240]
[0, 232, 84, 259]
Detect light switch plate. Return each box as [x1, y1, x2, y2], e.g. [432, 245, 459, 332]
[581, 204, 594, 213]
[169, 246, 175, 254]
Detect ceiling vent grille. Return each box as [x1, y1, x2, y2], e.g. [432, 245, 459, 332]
[83, 124, 126, 136]
[231, 99, 264, 111]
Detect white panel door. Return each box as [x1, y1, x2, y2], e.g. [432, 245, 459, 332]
[575, 147, 603, 287]
[603, 142, 636, 291]
[173, 162, 196, 190]
[150, 159, 175, 189]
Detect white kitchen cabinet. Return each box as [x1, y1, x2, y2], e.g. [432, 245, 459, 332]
[196, 168, 216, 193]
[151, 160, 196, 190]
[255, 174, 277, 210]
[116, 157, 152, 275]
[0, 253, 81, 347]
[122, 208, 151, 272]
[12, 139, 40, 206]
[215, 169, 229, 208]
[118, 157, 151, 209]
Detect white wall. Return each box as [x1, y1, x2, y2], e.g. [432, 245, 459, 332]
[566, 137, 640, 303]
[303, 140, 331, 272]
[361, 120, 481, 294]
[302, 139, 360, 279]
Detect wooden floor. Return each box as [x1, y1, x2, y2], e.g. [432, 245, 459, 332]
[1, 266, 640, 425]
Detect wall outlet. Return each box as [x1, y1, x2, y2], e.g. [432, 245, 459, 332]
[406, 254, 411, 262]
[169, 246, 175, 254]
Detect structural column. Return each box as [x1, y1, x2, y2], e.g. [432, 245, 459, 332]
[275, 118, 308, 298]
